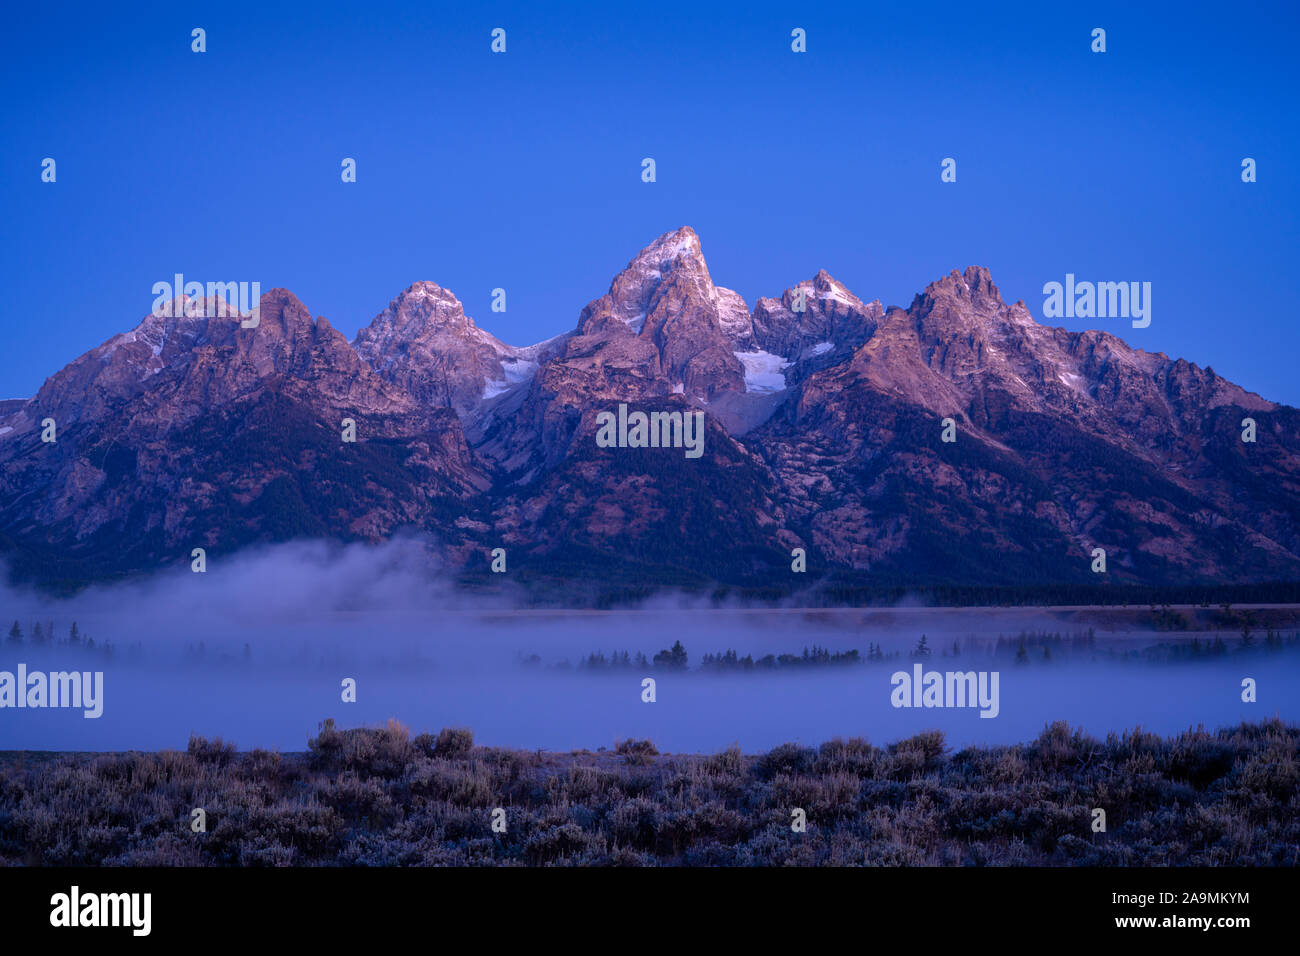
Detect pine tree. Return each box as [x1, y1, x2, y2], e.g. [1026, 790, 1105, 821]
[68, 622, 81, 646]
[7, 621, 21, 645]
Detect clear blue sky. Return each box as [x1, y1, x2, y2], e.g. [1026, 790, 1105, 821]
[2, 0, 1297, 404]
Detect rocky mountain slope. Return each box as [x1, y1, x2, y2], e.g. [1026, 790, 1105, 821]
[1, 227, 1296, 595]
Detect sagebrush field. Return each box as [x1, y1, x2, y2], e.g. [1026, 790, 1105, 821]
[1, 718, 1296, 866]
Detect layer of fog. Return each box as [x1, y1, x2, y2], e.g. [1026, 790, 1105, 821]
[0, 538, 1294, 753]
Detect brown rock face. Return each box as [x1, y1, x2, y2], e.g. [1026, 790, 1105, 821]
[473, 227, 761, 478]
[574, 226, 751, 400]
[752, 269, 883, 367]
[2, 228, 1298, 594]
[750, 265, 1298, 586]
[353, 282, 568, 422]
[0, 290, 489, 583]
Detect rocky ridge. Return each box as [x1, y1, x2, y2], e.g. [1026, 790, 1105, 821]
[1, 227, 1296, 593]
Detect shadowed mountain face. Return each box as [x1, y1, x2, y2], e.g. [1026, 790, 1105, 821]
[1, 227, 1297, 593]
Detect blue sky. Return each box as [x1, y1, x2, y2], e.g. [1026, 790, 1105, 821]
[2, 0, 1297, 404]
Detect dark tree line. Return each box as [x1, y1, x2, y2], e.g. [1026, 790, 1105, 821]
[3, 619, 118, 657]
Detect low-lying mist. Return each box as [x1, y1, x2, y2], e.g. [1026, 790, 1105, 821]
[1, 538, 1295, 753]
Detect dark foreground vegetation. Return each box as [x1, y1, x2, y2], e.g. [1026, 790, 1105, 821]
[1, 719, 1296, 866]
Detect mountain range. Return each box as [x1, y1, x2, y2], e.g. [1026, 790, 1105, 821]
[2, 227, 1298, 598]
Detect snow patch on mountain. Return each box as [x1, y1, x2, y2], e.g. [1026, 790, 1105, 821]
[483, 356, 541, 400]
[735, 350, 792, 393]
[817, 279, 858, 307]
[1058, 371, 1086, 392]
[668, 235, 698, 259]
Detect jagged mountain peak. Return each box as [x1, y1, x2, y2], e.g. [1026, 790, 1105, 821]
[100, 289, 253, 356]
[352, 279, 549, 418]
[629, 226, 705, 273]
[3, 228, 1298, 593]
[252, 287, 316, 335]
[401, 279, 461, 301]
[390, 280, 467, 315]
[915, 265, 1004, 313]
[574, 226, 714, 337]
[356, 281, 481, 348]
[796, 270, 872, 313]
[750, 270, 882, 363]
